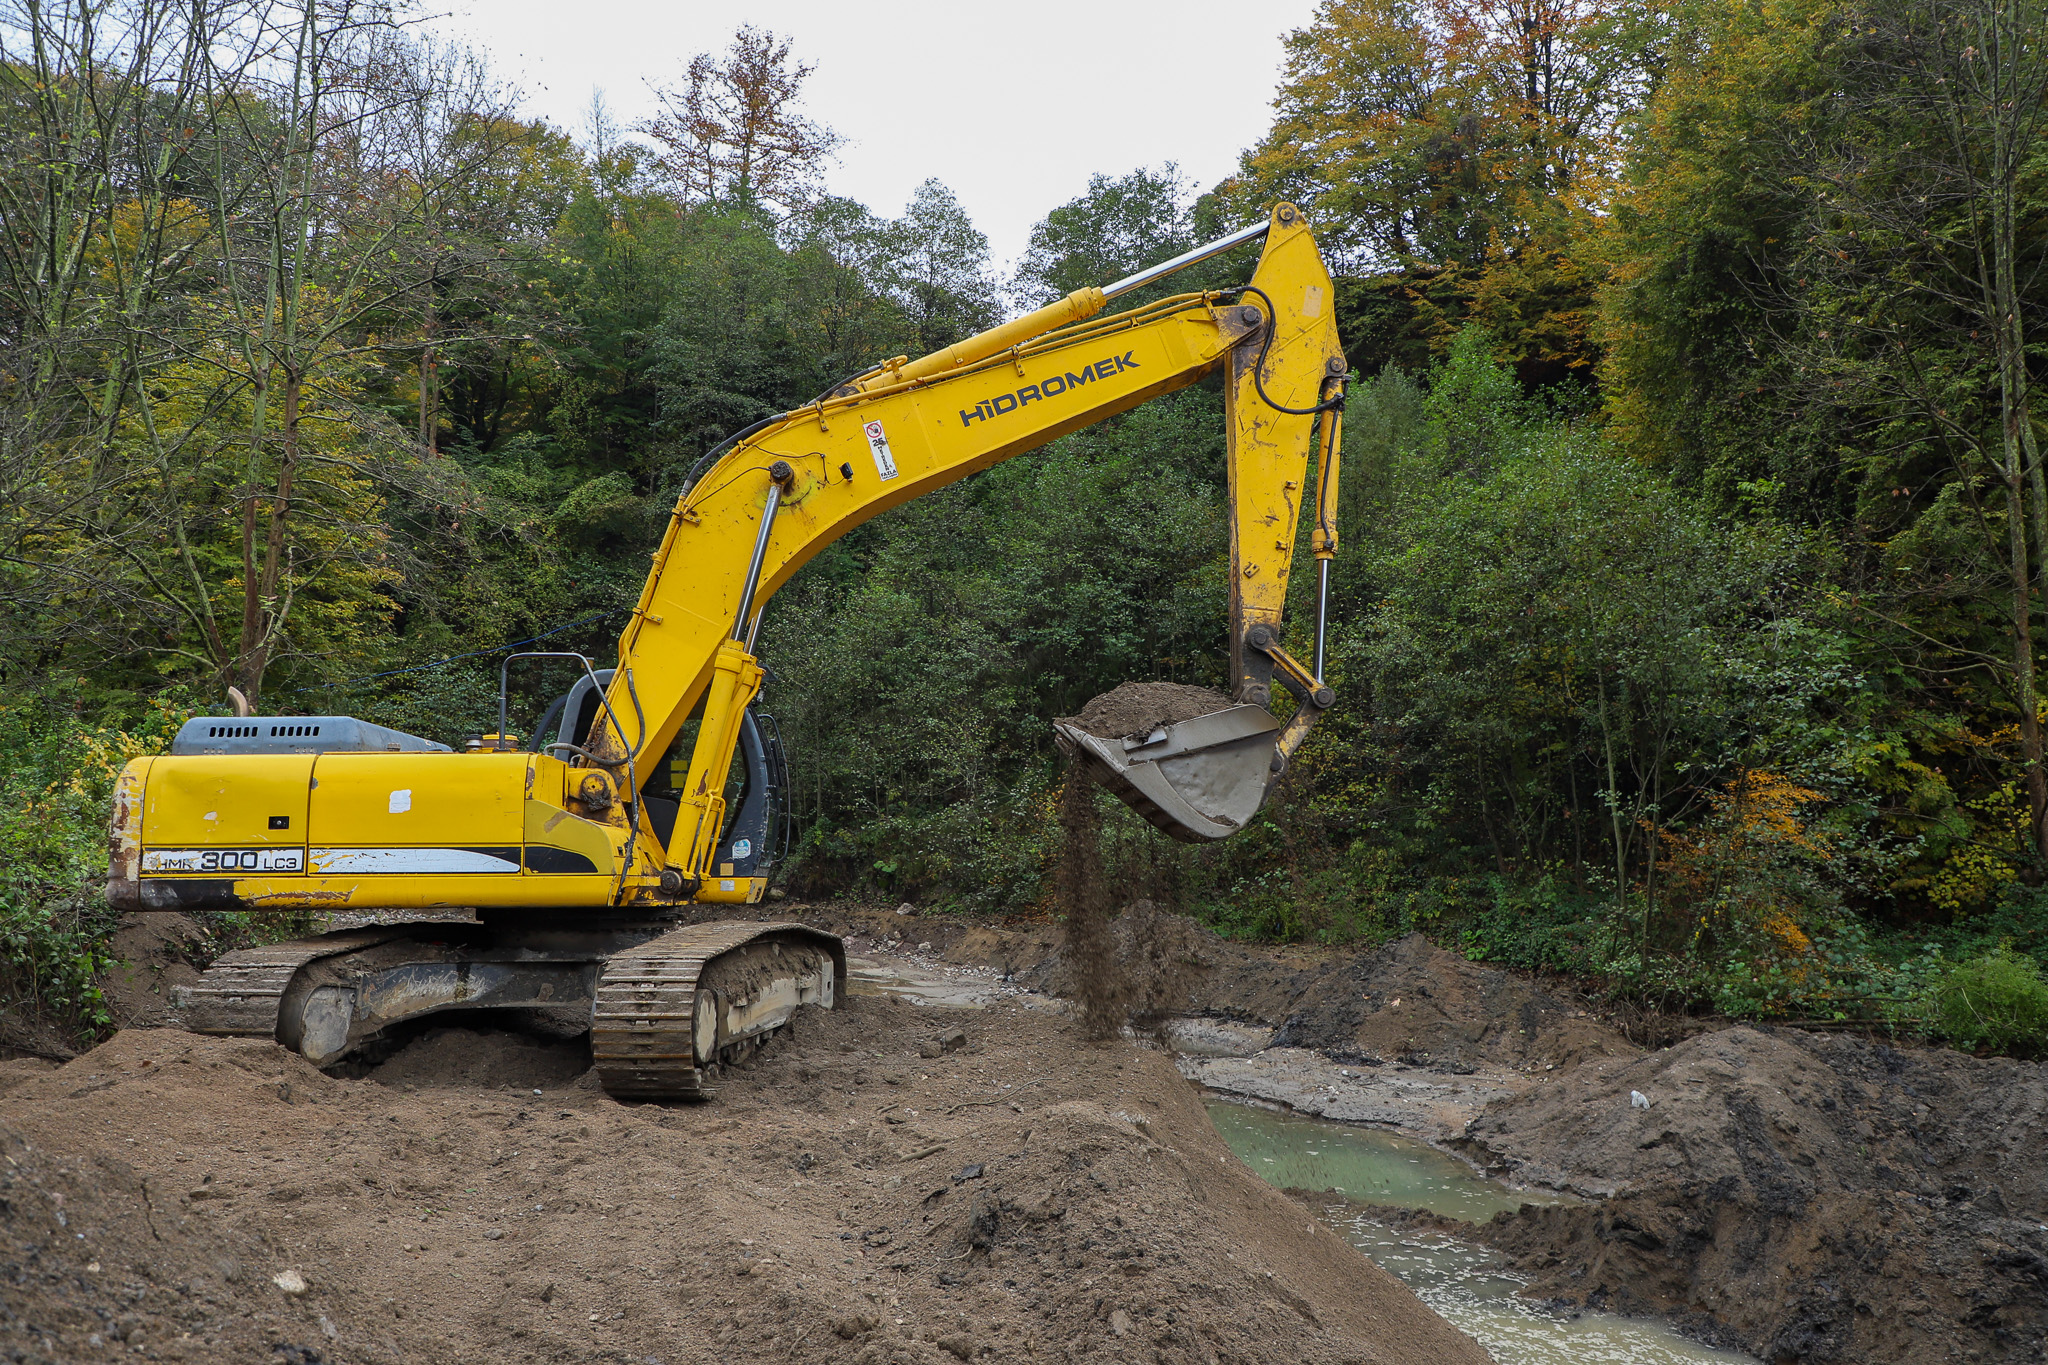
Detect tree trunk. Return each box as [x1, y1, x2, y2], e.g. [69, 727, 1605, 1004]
[236, 366, 269, 699]
[419, 302, 439, 455]
[1598, 677, 1627, 906]
[238, 371, 302, 709]
[2001, 466, 2048, 852]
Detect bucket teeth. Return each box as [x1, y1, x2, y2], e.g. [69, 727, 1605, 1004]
[1053, 704, 1281, 842]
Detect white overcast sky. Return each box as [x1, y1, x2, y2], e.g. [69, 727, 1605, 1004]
[430, 0, 1320, 271]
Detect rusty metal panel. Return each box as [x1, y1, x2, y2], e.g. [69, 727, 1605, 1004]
[106, 758, 151, 911]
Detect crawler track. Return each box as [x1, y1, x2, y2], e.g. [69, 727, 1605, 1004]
[591, 921, 845, 1099]
[170, 918, 846, 1101]
[173, 927, 411, 1036]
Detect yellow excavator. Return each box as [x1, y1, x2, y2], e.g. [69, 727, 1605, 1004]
[105, 204, 1348, 1098]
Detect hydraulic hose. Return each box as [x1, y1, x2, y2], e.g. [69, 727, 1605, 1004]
[1234, 285, 1346, 417]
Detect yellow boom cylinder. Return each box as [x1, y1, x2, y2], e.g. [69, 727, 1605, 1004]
[855, 287, 1108, 391]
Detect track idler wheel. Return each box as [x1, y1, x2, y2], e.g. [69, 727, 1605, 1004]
[591, 921, 846, 1100]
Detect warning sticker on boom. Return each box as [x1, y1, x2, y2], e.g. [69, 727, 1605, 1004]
[863, 419, 900, 481]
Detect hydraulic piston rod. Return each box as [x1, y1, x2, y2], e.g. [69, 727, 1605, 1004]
[732, 461, 794, 639]
[1101, 220, 1272, 301]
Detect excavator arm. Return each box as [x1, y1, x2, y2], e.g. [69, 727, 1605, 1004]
[592, 202, 1347, 896]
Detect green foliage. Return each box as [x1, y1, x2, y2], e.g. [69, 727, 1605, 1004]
[0, 689, 193, 1034]
[1224, 0, 1666, 376]
[1340, 331, 1841, 895]
[1013, 166, 1198, 307]
[5, 0, 2046, 1076]
[1929, 949, 2048, 1058]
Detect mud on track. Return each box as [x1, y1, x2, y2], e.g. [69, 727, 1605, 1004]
[0, 996, 1490, 1365]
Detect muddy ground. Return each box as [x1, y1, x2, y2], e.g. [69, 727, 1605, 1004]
[15, 904, 2048, 1365]
[842, 909, 2048, 1364]
[0, 923, 1489, 1365]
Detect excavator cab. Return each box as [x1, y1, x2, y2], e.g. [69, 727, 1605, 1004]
[639, 705, 790, 886]
[522, 663, 791, 886]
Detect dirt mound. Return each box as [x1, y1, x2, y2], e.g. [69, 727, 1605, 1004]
[1468, 1025, 2048, 1363]
[368, 1025, 591, 1091]
[1265, 932, 1633, 1071]
[0, 1119, 339, 1364]
[1057, 680, 1235, 739]
[814, 906, 2048, 1362]
[99, 911, 209, 1028]
[0, 1035, 360, 1365]
[0, 1010, 1488, 1365]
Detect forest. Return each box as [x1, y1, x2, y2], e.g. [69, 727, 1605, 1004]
[3, 0, 2047, 1055]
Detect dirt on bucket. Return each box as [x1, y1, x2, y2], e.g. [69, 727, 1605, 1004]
[1057, 680, 1235, 741]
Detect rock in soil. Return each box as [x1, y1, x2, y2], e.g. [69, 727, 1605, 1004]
[0, 999, 1489, 1365]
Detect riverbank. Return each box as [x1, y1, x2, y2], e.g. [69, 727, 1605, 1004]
[1156, 923, 2048, 1365]
[767, 903, 2048, 1364]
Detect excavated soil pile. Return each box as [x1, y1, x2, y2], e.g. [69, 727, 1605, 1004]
[656, 908, 2048, 1365]
[0, 1004, 1489, 1365]
[1463, 1024, 2048, 1365]
[98, 912, 211, 1030]
[1057, 682, 1235, 740]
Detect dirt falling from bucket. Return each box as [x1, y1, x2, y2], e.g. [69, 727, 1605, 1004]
[1055, 759, 1126, 1039]
[1054, 757, 1197, 1039]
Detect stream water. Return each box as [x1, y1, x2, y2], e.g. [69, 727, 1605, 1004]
[1205, 1098, 1758, 1365]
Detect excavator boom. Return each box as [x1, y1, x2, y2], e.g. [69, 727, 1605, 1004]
[603, 201, 1345, 873]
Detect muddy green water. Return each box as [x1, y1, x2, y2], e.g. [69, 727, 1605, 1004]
[1205, 1098, 1757, 1365]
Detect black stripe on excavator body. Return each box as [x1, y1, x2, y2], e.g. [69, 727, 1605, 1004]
[139, 879, 246, 910]
[523, 846, 601, 874]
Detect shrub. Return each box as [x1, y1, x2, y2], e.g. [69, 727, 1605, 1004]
[1929, 949, 2048, 1057]
[0, 891, 118, 1033]
[0, 689, 193, 1038]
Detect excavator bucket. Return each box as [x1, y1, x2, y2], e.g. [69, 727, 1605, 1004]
[1053, 703, 1282, 842]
